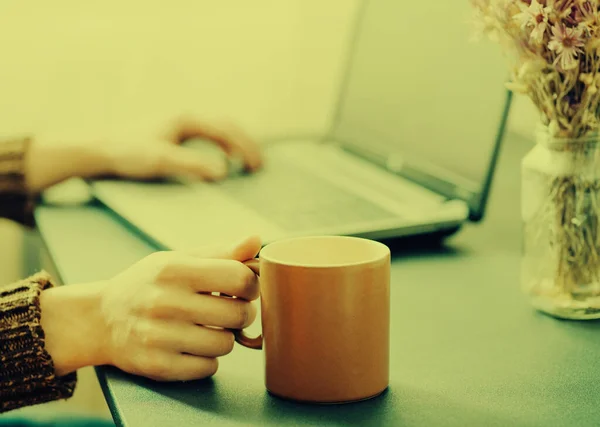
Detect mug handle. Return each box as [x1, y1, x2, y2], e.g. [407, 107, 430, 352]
[221, 258, 263, 350]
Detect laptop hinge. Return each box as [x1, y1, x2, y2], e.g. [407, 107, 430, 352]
[338, 139, 480, 209]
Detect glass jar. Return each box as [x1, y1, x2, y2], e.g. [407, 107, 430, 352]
[522, 128, 600, 319]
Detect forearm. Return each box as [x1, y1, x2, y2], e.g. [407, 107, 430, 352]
[25, 139, 113, 193]
[40, 281, 109, 376]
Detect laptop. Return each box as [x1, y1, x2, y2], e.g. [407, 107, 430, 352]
[89, 0, 512, 251]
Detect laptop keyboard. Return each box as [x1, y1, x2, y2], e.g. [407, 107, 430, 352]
[214, 161, 397, 231]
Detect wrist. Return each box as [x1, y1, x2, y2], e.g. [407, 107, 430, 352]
[66, 142, 114, 178]
[40, 281, 110, 376]
[25, 139, 114, 192]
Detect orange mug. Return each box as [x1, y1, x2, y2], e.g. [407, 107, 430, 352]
[237, 235, 390, 404]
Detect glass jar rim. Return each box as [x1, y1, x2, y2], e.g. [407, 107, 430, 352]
[536, 126, 600, 149]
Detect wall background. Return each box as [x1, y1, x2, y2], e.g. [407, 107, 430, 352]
[0, 0, 537, 144]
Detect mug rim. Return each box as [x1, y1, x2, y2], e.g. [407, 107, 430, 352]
[259, 235, 390, 268]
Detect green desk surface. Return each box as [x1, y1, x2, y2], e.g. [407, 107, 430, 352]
[35, 135, 600, 427]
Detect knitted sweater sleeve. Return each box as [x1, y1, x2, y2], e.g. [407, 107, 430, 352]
[0, 271, 77, 413]
[0, 137, 34, 226]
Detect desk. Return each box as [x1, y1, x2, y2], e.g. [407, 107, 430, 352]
[35, 135, 600, 427]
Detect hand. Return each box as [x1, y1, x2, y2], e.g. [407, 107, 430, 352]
[26, 118, 263, 192]
[40, 235, 261, 381]
[108, 117, 263, 181]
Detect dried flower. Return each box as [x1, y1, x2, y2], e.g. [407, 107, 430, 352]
[574, 1, 598, 28]
[472, 0, 600, 138]
[515, 0, 552, 44]
[548, 24, 585, 70]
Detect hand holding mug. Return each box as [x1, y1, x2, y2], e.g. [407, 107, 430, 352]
[40, 236, 262, 381]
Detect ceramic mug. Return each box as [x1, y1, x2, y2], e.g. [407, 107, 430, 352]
[237, 235, 390, 404]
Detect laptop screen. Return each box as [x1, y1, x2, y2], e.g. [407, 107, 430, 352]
[330, 0, 511, 219]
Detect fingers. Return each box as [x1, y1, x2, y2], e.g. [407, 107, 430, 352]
[184, 235, 262, 262]
[159, 144, 227, 181]
[157, 257, 260, 301]
[169, 118, 263, 172]
[153, 291, 257, 329]
[144, 320, 236, 358]
[142, 351, 219, 382]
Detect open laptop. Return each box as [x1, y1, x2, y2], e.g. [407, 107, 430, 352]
[89, 0, 512, 250]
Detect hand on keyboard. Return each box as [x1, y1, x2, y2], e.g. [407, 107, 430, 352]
[27, 117, 264, 192]
[110, 118, 263, 181]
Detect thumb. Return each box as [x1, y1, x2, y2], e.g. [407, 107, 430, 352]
[186, 235, 262, 261]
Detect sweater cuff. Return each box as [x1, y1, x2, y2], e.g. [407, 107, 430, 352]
[0, 137, 35, 226]
[0, 137, 30, 193]
[0, 271, 77, 413]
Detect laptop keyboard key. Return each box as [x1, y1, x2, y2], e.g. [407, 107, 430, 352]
[214, 161, 397, 231]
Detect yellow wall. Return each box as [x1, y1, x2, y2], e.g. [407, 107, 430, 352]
[0, 1, 358, 141]
[0, 1, 535, 145]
